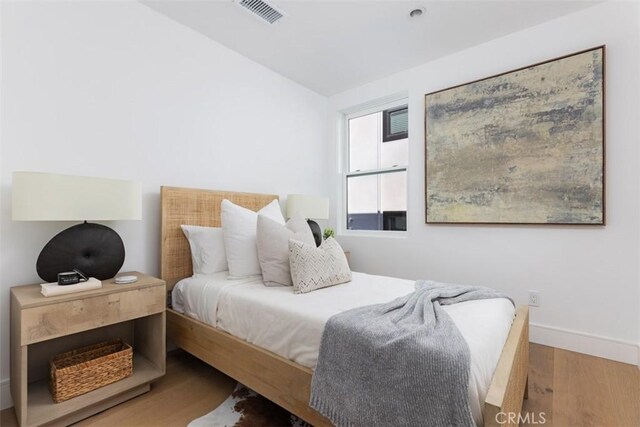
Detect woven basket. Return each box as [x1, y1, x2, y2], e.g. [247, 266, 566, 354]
[50, 339, 133, 403]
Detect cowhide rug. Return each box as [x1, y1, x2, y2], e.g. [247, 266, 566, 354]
[188, 383, 310, 427]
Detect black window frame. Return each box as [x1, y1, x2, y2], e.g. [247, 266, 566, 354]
[382, 105, 409, 142]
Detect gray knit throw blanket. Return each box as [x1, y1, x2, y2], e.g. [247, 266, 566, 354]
[310, 280, 512, 427]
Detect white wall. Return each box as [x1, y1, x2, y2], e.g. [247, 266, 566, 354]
[329, 2, 640, 364]
[0, 0, 4, 407]
[637, 0, 640, 370]
[0, 1, 328, 409]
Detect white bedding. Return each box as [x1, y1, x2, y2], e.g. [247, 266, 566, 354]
[172, 272, 515, 425]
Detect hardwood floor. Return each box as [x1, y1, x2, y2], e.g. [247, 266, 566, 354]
[1, 344, 638, 426]
[523, 345, 640, 427]
[521, 345, 639, 427]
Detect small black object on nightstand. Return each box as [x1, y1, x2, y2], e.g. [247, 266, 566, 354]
[57, 269, 88, 286]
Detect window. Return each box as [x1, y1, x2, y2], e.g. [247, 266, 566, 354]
[345, 101, 408, 232]
[382, 105, 408, 142]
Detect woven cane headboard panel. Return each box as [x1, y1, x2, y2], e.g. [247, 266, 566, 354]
[160, 186, 278, 289]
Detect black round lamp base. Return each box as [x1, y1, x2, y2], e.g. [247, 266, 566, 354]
[36, 222, 125, 283]
[307, 219, 322, 247]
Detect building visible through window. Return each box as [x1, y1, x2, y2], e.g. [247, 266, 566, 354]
[383, 105, 408, 142]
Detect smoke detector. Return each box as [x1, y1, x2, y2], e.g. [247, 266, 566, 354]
[409, 7, 425, 18]
[235, 0, 286, 25]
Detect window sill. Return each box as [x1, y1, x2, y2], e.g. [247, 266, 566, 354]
[338, 229, 408, 239]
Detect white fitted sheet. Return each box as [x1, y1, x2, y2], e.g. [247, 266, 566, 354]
[172, 272, 515, 425]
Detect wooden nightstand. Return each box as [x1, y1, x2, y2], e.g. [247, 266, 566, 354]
[10, 272, 166, 427]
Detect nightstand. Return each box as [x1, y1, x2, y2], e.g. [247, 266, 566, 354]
[10, 272, 166, 426]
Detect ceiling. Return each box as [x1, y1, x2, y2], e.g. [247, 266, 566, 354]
[142, 1, 598, 96]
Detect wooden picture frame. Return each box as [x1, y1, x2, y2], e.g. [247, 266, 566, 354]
[425, 46, 605, 225]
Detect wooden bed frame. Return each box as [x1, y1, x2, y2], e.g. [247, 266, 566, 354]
[160, 186, 529, 427]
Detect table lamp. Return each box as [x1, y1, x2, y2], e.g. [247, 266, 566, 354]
[12, 172, 141, 282]
[286, 194, 329, 247]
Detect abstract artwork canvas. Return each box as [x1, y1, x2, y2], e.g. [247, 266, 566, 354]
[425, 47, 604, 224]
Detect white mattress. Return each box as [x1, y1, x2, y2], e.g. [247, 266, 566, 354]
[172, 271, 515, 425]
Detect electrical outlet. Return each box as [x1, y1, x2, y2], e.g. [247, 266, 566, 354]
[528, 290, 540, 307]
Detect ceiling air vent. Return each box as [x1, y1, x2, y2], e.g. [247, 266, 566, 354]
[236, 0, 285, 25]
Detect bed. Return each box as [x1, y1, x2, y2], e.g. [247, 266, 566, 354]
[161, 186, 529, 427]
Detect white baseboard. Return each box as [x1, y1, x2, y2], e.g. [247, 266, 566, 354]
[1, 378, 12, 411]
[530, 322, 639, 366]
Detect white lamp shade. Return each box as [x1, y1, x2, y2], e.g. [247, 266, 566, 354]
[286, 194, 329, 220]
[12, 172, 142, 221]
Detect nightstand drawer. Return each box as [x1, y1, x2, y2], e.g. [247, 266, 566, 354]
[21, 286, 165, 345]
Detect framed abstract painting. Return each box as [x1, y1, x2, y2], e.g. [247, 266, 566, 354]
[425, 46, 605, 225]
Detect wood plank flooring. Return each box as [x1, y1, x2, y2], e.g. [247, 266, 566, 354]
[1, 344, 638, 426]
[521, 344, 639, 427]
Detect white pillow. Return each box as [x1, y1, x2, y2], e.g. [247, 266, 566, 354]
[256, 212, 315, 286]
[289, 237, 352, 294]
[180, 225, 228, 275]
[221, 199, 285, 278]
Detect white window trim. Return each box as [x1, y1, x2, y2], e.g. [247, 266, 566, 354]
[337, 96, 409, 238]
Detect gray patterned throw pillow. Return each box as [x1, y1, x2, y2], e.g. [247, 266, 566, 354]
[288, 237, 352, 294]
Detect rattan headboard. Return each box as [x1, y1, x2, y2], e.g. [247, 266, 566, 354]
[160, 186, 278, 289]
